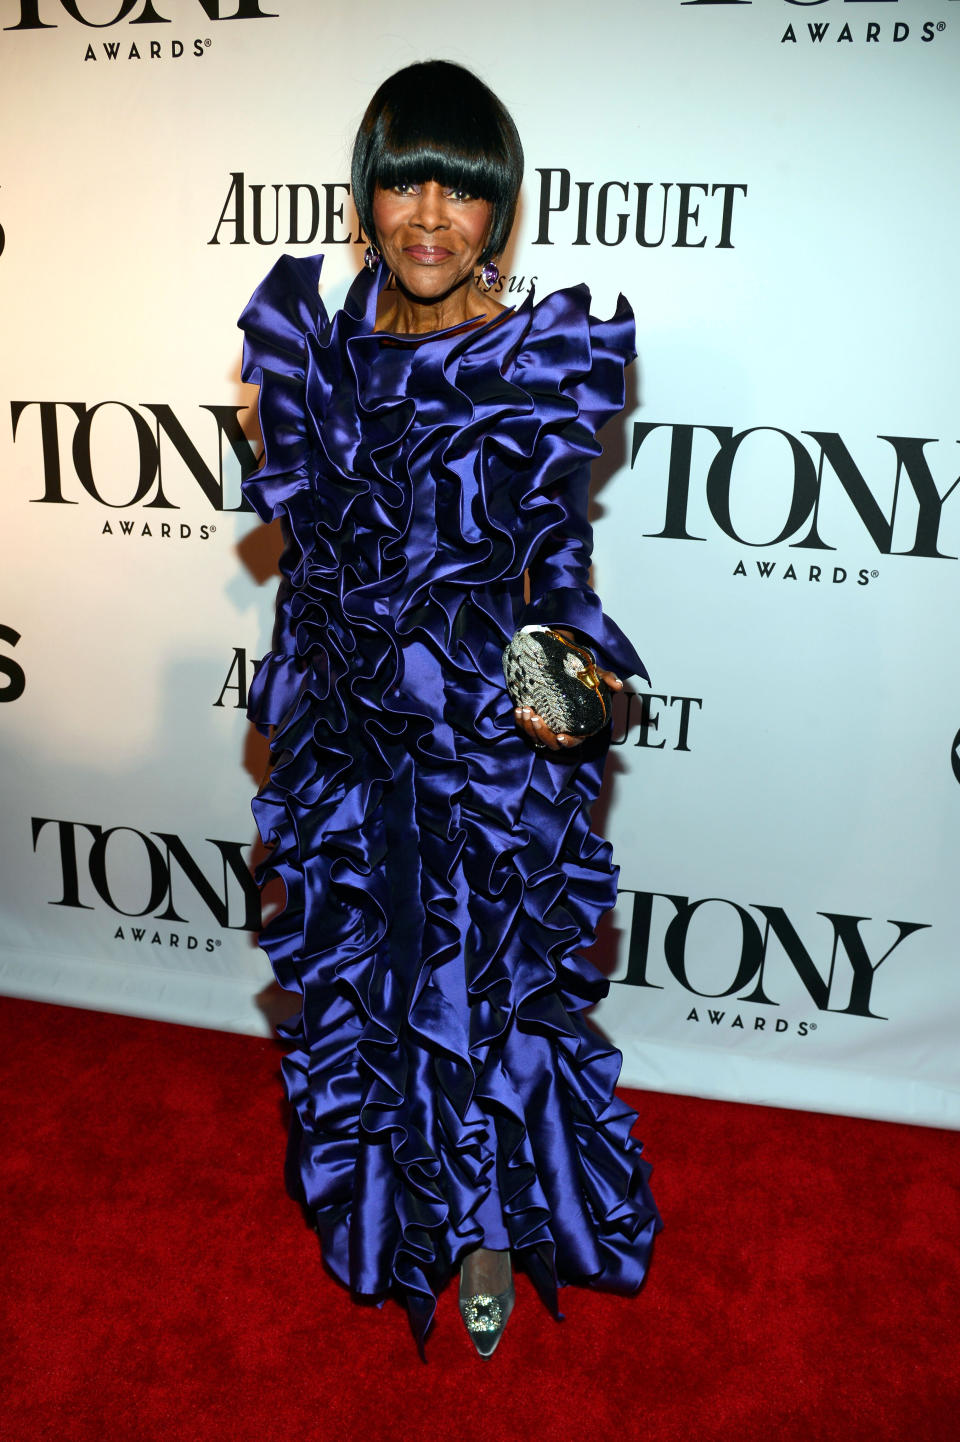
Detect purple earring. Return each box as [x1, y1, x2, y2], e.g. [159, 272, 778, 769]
[363, 244, 380, 271]
[476, 260, 500, 292]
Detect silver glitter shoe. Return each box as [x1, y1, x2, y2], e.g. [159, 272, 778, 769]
[458, 1272, 515, 1358]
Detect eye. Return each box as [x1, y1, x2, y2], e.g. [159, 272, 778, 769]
[392, 181, 419, 196]
[447, 187, 474, 202]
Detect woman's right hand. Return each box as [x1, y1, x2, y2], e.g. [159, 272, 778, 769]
[513, 667, 623, 752]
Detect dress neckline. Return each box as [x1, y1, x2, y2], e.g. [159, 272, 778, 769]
[348, 260, 523, 346]
[373, 307, 518, 345]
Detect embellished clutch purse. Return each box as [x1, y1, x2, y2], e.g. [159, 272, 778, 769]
[501, 625, 611, 736]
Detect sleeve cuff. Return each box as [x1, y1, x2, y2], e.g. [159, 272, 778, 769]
[518, 586, 649, 683]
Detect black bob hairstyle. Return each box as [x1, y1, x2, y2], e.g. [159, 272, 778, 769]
[351, 60, 524, 265]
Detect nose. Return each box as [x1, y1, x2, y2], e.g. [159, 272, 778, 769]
[411, 181, 448, 232]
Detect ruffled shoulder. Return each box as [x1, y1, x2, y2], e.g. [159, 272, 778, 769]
[505, 283, 636, 440]
[481, 285, 646, 681]
[238, 253, 328, 523]
[239, 252, 327, 381]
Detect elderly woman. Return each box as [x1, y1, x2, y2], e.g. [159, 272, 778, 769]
[239, 59, 660, 1359]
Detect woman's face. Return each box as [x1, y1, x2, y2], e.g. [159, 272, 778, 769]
[372, 180, 493, 302]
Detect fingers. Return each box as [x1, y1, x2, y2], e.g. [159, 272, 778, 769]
[596, 669, 623, 691]
[513, 707, 585, 752]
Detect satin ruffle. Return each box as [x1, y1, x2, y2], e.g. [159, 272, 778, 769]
[238, 255, 659, 1349]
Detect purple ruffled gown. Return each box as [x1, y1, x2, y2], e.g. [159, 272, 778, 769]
[238, 254, 660, 1349]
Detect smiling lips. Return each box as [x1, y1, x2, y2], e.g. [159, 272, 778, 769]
[404, 245, 453, 264]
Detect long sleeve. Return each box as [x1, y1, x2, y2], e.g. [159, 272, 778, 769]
[520, 462, 649, 682]
[237, 253, 327, 734]
[514, 288, 649, 682]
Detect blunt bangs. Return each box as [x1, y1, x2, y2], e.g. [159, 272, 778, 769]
[352, 61, 523, 264]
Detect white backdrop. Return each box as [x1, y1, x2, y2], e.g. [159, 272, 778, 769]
[2, 0, 958, 1129]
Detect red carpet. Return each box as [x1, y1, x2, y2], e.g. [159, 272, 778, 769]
[1, 995, 957, 1442]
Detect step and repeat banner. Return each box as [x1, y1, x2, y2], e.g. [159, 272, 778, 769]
[2, 0, 958, 1129]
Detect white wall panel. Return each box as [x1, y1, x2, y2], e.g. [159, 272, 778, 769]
[2, 0, 957, 1127]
